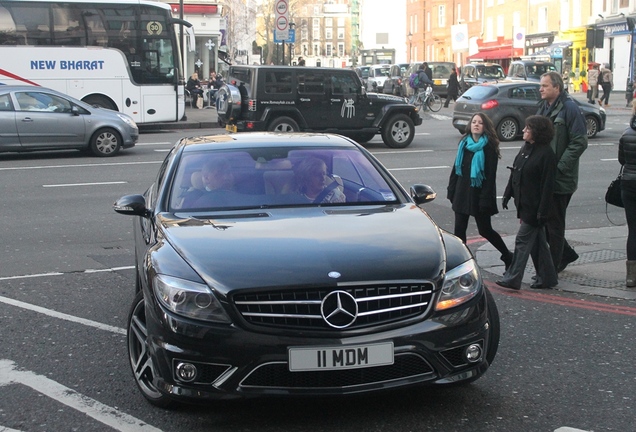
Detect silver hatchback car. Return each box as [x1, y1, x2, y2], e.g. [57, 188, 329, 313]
[0, 86, 138, 157]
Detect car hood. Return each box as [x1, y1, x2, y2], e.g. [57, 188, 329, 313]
[160, 205, 445, 293]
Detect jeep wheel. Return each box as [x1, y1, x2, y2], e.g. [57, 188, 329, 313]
[381, 114, 414, 148]
[268, 116, 299, 132]
[497, 117, 519, 142]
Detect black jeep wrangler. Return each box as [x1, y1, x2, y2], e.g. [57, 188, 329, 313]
[216, 65, 422, 148]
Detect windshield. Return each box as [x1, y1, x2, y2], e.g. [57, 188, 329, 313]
[170, 147, 399, 212]
[373, 67, 390, 77]
[477, 65, 505, 79]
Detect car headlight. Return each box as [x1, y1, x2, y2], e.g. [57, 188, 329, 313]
[436, 259, 481, 311]
[117, 113, 138, 129]
[153, 274, 231, 323]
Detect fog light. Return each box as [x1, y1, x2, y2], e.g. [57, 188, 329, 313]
[465, 344, 482, 363]
[176, 362, 197, 382]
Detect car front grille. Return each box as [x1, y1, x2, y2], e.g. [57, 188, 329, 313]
[233, 281, 434, 330]
[240, 353, 434, 389]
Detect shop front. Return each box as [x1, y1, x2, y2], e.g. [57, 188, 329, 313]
[465, 36, 523, 73]
[169, 3, 223, 83]
[559, 28, 588, 93]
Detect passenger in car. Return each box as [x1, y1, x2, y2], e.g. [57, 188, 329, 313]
[294, 157, 346, 204]
[183, 158, 235, 208]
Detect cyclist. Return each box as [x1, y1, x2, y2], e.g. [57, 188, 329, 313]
[411, 63, 434, 109]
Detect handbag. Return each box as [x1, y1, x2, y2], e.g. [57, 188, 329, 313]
[196, 96, 204, 109]
[605, 167, 624, 208]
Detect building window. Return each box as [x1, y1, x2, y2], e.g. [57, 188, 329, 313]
[338, 42, 344, 56]
[326, 43, 332, 56]
[438, 5, 445, 28]
[538, 6, 548, 33]
[337, 27, 344, 39]
[313, 18, 320, 27]
[337, 17, 345, 26]
[313, 27, 320, 40]
[326, 28, 332, 40]
[314, 44, 319, 55]
[313, 5, 320, 15]
[325, 17, 333, 27]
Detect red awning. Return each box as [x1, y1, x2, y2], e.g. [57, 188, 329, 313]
[465, 48, 523, 61]
[169, 4, 218, 15]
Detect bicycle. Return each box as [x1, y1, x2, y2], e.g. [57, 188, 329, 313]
[411, 86, 442, 112]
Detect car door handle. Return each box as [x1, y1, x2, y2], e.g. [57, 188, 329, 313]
[331, 99, 341, 103]
[21, 117, 33, 122]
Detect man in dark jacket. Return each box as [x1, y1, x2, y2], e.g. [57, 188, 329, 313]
[536, 71, 588, 272]
[413, 63, 434, 109]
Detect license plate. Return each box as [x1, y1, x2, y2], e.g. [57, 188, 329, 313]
[288, 342, 394, 371]
[225, 124, 238, 133]
[456, 119, 468, 126]
[434, 79, 442, 85]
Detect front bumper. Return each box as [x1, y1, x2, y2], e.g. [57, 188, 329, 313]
[143, 289, 493, 403]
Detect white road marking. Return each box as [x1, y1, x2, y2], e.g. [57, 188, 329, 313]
[388, 166, 450, 171]
[0, 295, 125, 335]
[601, 158, 618, 161]
[43, 181, 127, 188]
[0, 360, 162, 432]
[0, 426, 24, 432]
[0, 266, 134, 281]
[0, 161, 161, 171]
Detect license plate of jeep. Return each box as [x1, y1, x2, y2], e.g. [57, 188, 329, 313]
[225, 124, 238, 133]
[288, 342, 394, 371]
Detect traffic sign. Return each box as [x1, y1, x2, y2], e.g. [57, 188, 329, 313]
[274, 28, 295, 43]
[274, 0, 289, 41]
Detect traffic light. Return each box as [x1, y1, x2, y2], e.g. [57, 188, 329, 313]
[586, 29, 604, 49]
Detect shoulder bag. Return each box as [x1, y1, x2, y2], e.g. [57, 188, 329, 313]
[605, 166, 624, 208]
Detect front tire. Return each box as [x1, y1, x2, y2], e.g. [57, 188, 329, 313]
[427, 94, 443, 112]
[381, 114, 415, 148]
[128, 291, 174, 408]
[586, 115, 599, 138]
[268, 116, 299, 132]
[90, 128, 121, 157]
[497, 117, 519, 142]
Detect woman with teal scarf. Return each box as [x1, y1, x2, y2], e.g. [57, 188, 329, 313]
[447, 112, 512, 269]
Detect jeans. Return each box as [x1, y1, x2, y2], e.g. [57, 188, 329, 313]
[600, 83, 612, 105]
[622, 179, 636, 260]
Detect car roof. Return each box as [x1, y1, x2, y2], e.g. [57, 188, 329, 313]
[178, 132, 359, 153]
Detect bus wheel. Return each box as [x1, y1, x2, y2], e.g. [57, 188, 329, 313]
[90, 128, 122, 157]
[83, 95, 117, 111]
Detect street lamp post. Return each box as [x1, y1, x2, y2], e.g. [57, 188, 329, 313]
[408, 32, 413, 63]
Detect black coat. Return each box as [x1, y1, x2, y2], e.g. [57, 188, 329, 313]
[619, 116, 636, 182]
[503, 142, 556, 226]
[447, 141, 500, 216]
[447, 71, 459, 97]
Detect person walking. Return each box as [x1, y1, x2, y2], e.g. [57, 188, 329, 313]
[599, 64, 614, 107]
[536, 71, 588, 272]
[587, 64, 599, 104]
[444, 68, 459, 108]
[447, 112, 513, 269]
[618, 107, 636, 287]
[496, 115, 558, 290]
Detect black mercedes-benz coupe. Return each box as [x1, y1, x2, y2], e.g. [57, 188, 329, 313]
[114, 132, 500, 407]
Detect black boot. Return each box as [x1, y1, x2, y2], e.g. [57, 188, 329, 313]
[501, 252, 513, 271]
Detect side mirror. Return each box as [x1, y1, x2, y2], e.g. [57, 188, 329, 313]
[114, 194, 150, 217]
[410, 184, 437, 205]
[71, 105, 80, 116]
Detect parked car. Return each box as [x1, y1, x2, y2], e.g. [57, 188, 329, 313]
[459, 63, 506, 93]
[216, 65, 422, 148]
[366, 64, 391, 92]
[403, 61, 457, 98]
[354, 65, 371, 88]
[113, 132, 500, 407]
[452, 80, 605, 141]
[383, 63, 410, 96]
[0, 85, 138, 156]
[507, 60, 557, 82]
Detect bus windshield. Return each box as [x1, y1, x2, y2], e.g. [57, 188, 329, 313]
[0, 0, 186, 123]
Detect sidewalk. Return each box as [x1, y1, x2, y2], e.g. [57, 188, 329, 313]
[476, 224, 636, 300]
[138, 104, 221, 132]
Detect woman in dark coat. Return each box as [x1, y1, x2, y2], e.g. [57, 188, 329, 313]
[618, 105, 636, 287]
[444, 68, 459, 107]
[447, 112, 512, 268]
[496, 115, 558, 290]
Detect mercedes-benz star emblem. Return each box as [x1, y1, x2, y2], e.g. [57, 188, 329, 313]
[321, 290, 358, 328]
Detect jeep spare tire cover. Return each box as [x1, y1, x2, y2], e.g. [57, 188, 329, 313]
[216, 84, 242, 122]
